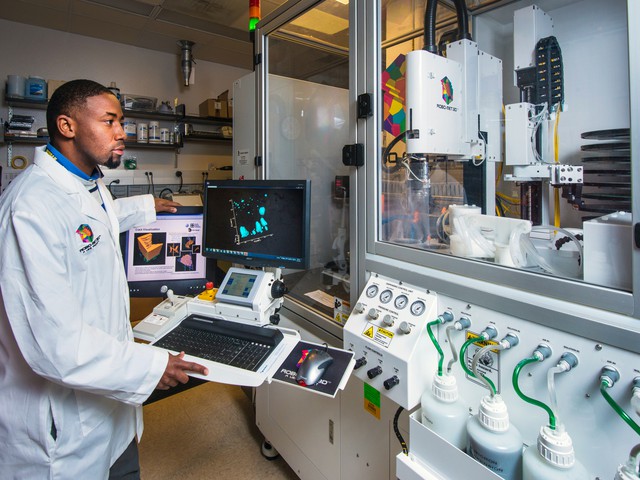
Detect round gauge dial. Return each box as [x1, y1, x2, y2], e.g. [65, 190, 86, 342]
[366, 285, 379, 298]
[379, 289, 393, 304]
[410, 300, 426, 316]
[394, 294, 408, 310]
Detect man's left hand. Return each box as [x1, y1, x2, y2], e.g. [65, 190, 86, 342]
[154, 197, 181, 213]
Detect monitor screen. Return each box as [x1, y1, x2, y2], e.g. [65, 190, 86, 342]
[121, 206, 215, 297]
[202, 179, 311, 269]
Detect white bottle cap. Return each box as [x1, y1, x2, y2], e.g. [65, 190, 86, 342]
[478, 394, 510, 432]
[432, 374, 459, 403]
[537, 425, 575, 469]
[615, 463, 638, 480]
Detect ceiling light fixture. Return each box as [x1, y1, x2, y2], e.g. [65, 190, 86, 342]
[178, 40, 196, 86]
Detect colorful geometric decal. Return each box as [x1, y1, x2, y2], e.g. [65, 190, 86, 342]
[382, 53, 407, 136]
[76, 224, 94, 243]
[441, 76, 453, 105]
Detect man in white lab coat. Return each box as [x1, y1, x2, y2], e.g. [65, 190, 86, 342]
[0, 79, 209, 479]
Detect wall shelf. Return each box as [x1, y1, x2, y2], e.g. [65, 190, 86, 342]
[3, 96, 233, 164]
[123, 141, 179, 149]
[5, 96, 48, 110]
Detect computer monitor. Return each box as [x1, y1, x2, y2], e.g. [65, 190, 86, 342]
[202, 179, 311, 269]
[120, 206, 215, 297]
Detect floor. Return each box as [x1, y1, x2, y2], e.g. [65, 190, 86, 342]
[139, 381, 299, 480]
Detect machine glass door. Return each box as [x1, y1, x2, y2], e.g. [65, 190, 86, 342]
[375, 0, 635, 307]
[262, 0, 352, 325]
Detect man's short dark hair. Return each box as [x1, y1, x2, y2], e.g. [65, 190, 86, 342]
[46, 79, 114, 140]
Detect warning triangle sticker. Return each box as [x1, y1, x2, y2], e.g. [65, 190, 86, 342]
[363, 326, 374, 338]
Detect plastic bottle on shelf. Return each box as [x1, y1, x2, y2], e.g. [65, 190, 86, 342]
[522, 426, 588, 480]
[24, 76, 47, 100]
[420, 373, 469, 450]
[466, 394, 523, 480]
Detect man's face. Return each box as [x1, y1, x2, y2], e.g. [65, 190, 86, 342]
[70, 93, 126, 172]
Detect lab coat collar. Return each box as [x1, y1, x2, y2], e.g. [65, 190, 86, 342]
[45, 143, 102, 181]
[33, 146, 117, 236]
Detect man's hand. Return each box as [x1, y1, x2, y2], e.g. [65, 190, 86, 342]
[154, 197, 181, 213]
[156, 352, 209, 390]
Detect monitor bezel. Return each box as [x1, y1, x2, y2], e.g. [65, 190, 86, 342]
[202, 179, 311, 270]
[120, 206, 216, 297]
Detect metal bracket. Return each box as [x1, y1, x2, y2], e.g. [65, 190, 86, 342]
[342, 144, 364, 167]
[357, 93, 373, 118]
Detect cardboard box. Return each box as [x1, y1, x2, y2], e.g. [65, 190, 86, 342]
[199, 99, 227, 118]
[47, 80, 66, 100]
[228, 97, 233, 118]
[199, 90, 231, 118]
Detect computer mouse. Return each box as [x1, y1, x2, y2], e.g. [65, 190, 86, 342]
[296, 349, 334, 386]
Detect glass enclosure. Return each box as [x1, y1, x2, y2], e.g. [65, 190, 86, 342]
[260, 0, 351, 324]
[378, 0, 632, 296]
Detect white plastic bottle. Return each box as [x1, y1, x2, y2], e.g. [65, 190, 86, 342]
[466, 394, 523, 480]
[420, 373, 469, 450]
[522, 425, 588, 480]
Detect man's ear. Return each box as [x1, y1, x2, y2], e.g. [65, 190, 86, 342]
[56, 115, 75, 139]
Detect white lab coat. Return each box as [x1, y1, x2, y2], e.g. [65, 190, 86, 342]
[0, 146, 169, 479]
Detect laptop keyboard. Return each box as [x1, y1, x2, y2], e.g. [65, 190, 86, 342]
[154, 314, 284, 372]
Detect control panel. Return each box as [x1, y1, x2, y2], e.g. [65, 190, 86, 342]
[345, 272, 640, 478]
[343, 273, 439, 409]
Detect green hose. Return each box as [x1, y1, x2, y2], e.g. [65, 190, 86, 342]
[600, 379, 640, 437]
[427, 319, 444, 376]
[460, 336, 496, 394]
[512, 356, 556, 430]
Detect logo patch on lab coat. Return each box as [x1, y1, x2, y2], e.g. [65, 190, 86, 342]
[76, 224, 94, 243]
[76, 224, 101, 254]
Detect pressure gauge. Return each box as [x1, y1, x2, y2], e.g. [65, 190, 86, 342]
[379, 289, 393, 304]
[366, 285, 379, 298]
[410, 300, 426, 316]
[394, 294, 408, 310]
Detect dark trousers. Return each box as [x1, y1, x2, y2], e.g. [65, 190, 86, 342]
[109, 439, 141, 480]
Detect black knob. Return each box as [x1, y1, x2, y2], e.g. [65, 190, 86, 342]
[383, 376, 400, 390]
[367, 366, 383, 379]
[354, 357, 367, 369]
[270, 280, 288, 299]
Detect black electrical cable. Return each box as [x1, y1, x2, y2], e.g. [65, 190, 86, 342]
[424, 0, 471, 54]
[176, 171, 184, 193]
[158, 187, 173, 199]
[423, 0, 439, 53]
[452, 0, 472, 41]
[393, 406, 408, 455]
[108, 179, 120, 199]
[149, 172, 154, 195]
[382, 131, 406, 174]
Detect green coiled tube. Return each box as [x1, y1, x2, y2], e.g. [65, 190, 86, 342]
[600, 379, 640, 437]
[427, 319, 444, 376]
[512, 356, 556, 430]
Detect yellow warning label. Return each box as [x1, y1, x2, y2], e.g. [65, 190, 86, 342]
[465, 331, 498, 350]
[364, 399, 381, 419]
[363, 325, 374, 338]
[377, 327, 394, 339]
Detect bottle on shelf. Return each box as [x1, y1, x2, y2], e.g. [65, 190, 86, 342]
[24, 76, 47, 101]
[420, 373, 469, 450]
[522, 425, 588, 480]
[466, 394, 523, 480]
